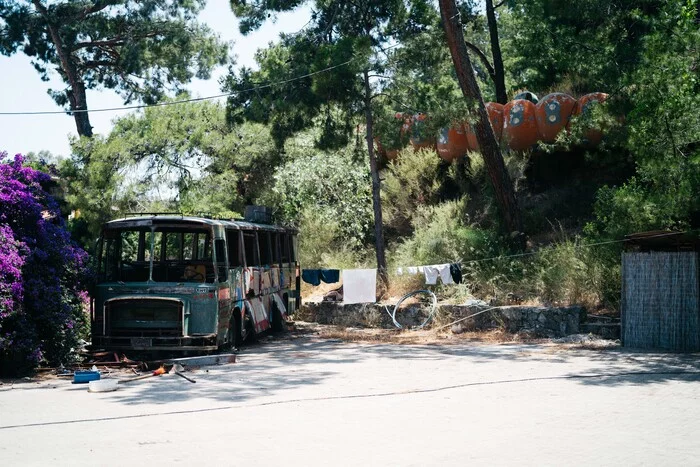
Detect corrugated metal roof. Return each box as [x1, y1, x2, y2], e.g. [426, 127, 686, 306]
[624, 230, 700, 251]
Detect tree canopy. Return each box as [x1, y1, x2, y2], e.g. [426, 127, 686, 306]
[0, 0, 228, 137]
[2, 0, 699, 327]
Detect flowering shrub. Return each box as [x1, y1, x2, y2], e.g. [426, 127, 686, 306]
[0, 153, 90, 375]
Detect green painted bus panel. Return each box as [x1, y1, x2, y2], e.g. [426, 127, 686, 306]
[95, 282, 218, 336]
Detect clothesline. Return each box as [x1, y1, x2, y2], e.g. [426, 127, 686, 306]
[305, 230, 692, 273]
[302, 262, 462, 306]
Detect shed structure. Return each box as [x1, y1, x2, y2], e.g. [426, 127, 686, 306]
[621, 231, 700, 351]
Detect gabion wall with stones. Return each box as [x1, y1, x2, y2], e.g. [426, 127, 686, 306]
[296, 302, 586, 338]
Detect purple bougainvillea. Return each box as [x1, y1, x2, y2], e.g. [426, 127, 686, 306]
[0, 153, 90, 374]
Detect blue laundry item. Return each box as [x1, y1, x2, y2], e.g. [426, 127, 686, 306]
[320, 269, 340, 284]
[301, 269, 321, 286]
[302, 269, 340, 286]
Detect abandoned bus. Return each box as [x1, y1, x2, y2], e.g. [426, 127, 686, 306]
[91, 215, 300, 352]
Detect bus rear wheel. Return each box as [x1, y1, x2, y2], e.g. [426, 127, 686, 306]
[242, 312, 257, 343]
[226, 313, 242, 350]
[271, 303, 285, 333]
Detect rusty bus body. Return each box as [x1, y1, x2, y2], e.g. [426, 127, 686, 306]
[91, 215, 300, 352]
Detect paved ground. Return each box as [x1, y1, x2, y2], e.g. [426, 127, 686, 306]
[1, 337, 699, 466]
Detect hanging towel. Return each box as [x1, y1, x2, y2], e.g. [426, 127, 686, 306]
[450, 263, 463, 284]
[396, 267, 404, 276]
[302, 269, 340, 286]
[301, 269, 321, 286]
[424, 264, 453, 285]
[342, 269, 377, 304]
[436, 263, 453, 284]
[423, 266, 439, 285]
[320, 269, 340, 284]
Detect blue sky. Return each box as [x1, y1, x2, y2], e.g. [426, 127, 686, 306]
[0, 0, 310, 158]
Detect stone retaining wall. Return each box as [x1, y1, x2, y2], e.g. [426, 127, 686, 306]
[296, 301, 587, 338]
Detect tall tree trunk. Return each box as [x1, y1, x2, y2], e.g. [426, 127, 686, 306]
[363, 69, 388, 288]
[438, 0, 524, 243]
[33, 0, 93, 138]
[485, 0, 508, 105]
[66, 81, 93, 138]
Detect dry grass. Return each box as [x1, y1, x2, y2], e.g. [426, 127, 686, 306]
[301, 280, 343, 301]
[294, 321, 549, 346]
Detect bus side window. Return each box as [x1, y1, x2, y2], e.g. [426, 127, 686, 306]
[243, 231, 260, 267]
[183, 233, 195, 260]
[291, 234, 298, 262]
[259, 231, 272, 266]
[272, 233, 281, 265]
[165, 232, 182, 261]
[280, 233, 290, 263]
[227, 230, 243, 267]
[215, 239, 227, 282]
[144, 231, 163, 262]
[196, 233, 211, 260]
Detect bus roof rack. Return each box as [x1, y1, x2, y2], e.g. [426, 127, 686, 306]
[123, 212, 184, 218]
[244, 205, 272, 224]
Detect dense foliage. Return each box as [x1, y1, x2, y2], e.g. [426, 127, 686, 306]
[267, 142, 374, 251]
[0, 154, 89, 375]
[4, 0, 696, 318]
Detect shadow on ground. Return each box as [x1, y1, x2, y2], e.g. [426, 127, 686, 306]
[105, 332, 700, 408]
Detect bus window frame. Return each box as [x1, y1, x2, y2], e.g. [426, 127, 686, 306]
[226, 229, 244, 268]
[214, 238, 228, 282]
[242, 230, 260, 268]
[291, 234, 298, 262]
[280, 232, 291, 263]
[258, 231, 273, 266]
[271, 232, 281, 266]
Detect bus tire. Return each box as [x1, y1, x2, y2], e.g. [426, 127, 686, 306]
[233, 311, 243, 349]
[243, 312, 257, 343]
[225, 312, 241, 351]
[271, 302, 285, 333]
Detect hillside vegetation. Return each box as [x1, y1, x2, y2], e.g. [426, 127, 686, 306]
[8, 0, 700, 313]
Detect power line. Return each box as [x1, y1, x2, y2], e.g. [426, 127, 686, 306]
[0, 43, 403, 117]
[0, 59, 355, 116]
[459, 230, 693, 266]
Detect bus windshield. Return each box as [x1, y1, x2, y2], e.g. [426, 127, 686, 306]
[99, 227, 215, 283]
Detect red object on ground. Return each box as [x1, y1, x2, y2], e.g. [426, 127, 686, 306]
[503, 99, 539, 150]
[535, 93, 578, 143]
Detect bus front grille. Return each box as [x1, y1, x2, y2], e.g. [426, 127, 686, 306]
[106, 299, 183, 337]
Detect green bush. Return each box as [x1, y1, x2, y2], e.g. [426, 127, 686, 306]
[266, 146, 373, 250]
[382, 148, 444, 235]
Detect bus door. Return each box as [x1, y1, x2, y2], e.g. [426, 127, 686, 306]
[258, 230, 274, 295]
[279, 232, 292, 290]
[242, 230, 270, 332]
[242, 230, 260, 296]
[269, 232, 282, 291]
[226, 229, 245, 302]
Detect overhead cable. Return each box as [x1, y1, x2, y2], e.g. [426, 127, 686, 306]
[0, 43, 403, 116]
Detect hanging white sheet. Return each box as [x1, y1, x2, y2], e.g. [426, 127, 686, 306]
[342, 269, 377, 304]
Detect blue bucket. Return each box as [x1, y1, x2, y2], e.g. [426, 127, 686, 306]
[73, 370, 100, 384]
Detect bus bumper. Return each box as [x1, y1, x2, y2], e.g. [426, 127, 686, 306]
[92, 334, 218, 351]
